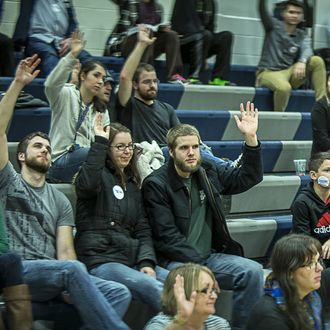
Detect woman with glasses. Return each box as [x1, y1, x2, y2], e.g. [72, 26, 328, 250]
[74, 119, 168, 312]
[144, 263, 230, 329]
[247, 234, 323, 330]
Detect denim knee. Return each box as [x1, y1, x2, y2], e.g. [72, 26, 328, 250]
[241, 261, 263, 284]
[60, 260, 87, 276]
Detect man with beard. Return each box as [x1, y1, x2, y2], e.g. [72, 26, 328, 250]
[116, 27, 234, 169]
[142, 104, 264, 330]
[116, 26, 179, 146]
[0, 55, 131, 329]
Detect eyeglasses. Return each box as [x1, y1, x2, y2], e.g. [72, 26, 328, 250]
[110, 144, 136, 151]
[302, 258, 324, 271]
[196, 287, 219, 296]
[140, 79, 160, 85]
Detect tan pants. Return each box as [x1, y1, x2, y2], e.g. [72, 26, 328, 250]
[256, 55, 326, 111]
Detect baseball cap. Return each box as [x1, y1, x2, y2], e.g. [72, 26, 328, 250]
[104, 71, 114, 83]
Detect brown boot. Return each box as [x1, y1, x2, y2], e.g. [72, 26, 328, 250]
[3, 284, 33, 330]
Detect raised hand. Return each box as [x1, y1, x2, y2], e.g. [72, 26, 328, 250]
[140, 266, 156, 278]
[69, 60, 81, 85]
[58, 38, 71, 58]
[293, 62, 306, 80]
[172, 275, 197, 325]
[94, 113, 110, 139]
[70, 30, 86, 58]
[137, 25, 156, 46]
[15, 54, 41, 86]
[234, 101, 259, 146]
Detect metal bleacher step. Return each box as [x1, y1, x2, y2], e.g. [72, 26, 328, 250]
[177, 110, 312, 141]
[9, 108, 312, 142]
[0, 75, 316, 114]
[207, 140, 312, 173]
[229, 174, 309, 215]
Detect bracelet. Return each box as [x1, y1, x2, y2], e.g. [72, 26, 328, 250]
[173, 316, 187, 326]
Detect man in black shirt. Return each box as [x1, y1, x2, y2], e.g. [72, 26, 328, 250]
[116, 27, 180, 146]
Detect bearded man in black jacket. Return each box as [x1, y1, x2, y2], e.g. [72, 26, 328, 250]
[143, 101, 264, 330]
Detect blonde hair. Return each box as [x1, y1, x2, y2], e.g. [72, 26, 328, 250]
[161, 263, 216, 316]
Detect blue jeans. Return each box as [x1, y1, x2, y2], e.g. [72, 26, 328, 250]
[26, 37, 92, 77]
[90, 262, 169, 312]
[22, 259, 131, 330]
[48, 147, 90, 183]
[167, 253, 264, 330]
[0, 252, 24, 287]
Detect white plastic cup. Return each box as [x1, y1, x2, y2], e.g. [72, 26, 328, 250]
[293, 159, 307, 176]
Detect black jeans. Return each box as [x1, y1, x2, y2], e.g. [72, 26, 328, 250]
[0, 33, 15, 77]
[202, 29, 234, 81]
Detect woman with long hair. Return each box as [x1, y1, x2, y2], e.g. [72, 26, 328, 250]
[311, 72, 330, 156]
[45, 30, 110, 183]
[247, 234, 323, 330]
[145, 263, 230, 329]
[74, 120, 168, 311]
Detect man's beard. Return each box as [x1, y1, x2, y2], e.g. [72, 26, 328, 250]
[139, 88, 157, 101]
[25, 156, 50, 174]
[174, 156, 202, 175]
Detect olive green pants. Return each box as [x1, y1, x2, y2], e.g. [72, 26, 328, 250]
[256, 55, 326, 111]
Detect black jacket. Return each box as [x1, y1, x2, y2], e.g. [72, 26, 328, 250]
[291, 182, 330, 245]
[247, 295, 293, 330]
[142, 142, 263, 266]
[311, 96, 330, 156]
[197, 0, 216, 33]
[75, 136, 157, 270]
[171, 0, 203, 36]
[247, 292, 322, 330]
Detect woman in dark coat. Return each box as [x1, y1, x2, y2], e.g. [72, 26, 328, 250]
[75, 119, 168, 311]
[247, 234, 323, 330]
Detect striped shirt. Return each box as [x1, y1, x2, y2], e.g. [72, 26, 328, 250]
[144, 313, 231, 330]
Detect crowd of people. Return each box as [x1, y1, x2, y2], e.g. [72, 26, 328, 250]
[0, 0, 327, 110]
[1, 0, 330, 329]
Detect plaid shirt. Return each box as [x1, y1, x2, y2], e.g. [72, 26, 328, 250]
[104, 0, 162, 56]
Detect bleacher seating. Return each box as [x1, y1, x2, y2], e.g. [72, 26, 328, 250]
[8, 107, 312, 174]
[0, 62, 317, 112]
[8, 108, 313, 142]
[4, 57, 317, 328]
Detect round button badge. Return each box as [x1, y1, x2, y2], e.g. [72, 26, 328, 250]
[113, 185, 124, 200]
